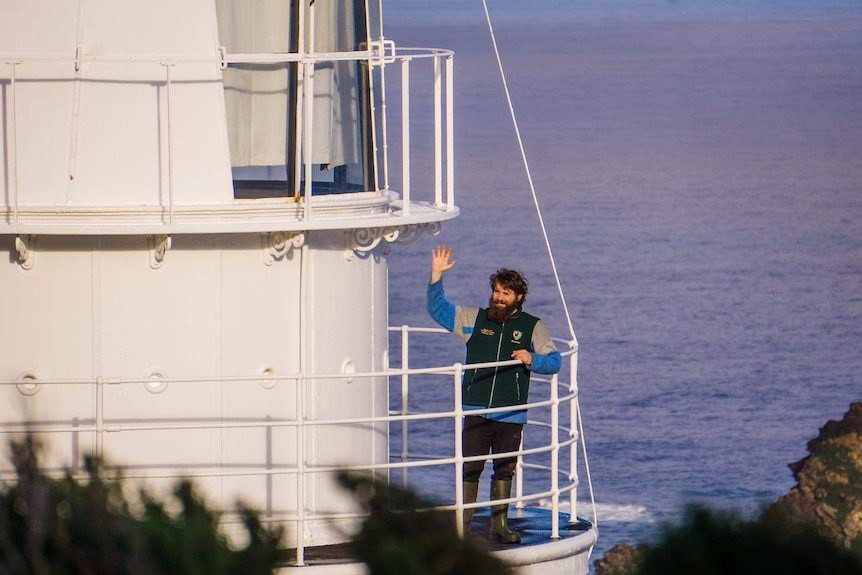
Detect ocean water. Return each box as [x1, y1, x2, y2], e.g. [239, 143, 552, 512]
[381, 0, 862, 567]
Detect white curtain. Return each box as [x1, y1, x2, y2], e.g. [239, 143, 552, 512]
[310, 0, 361, 168]
[217, 0, 292, 168]
[217, 0, 364, 170]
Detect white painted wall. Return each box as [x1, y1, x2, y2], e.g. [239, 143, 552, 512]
[0, 232, 389, 546]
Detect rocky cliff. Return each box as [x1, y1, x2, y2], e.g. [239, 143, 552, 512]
[595, 402, 862, 575]
[763, 401, 862, 554]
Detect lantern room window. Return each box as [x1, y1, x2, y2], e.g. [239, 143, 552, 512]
[216, 0, 376, 199]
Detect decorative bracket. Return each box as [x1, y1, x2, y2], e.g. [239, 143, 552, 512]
[14, 235, 35, 270]
[148, 235, 171, 269]
[390, 222, 442, 246]
[262, 231, 305, 266]
[349, 223, 441, 257]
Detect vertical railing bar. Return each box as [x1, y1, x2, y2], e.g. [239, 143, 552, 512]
[303, 3, 316, 220]
[400, 58, 410, 214]
[8, 61, 21, 223]
[96, 377, 105, 458]
[302, 60, 315, 221]
[433, 56, 442, 206]
[569, 343, 579, 524]
[164, 63, 175, 225]
[550, 372, 560, 539]
[445, 55, 454, 211]
[295, 370, 306, 566]
[515, 434, 524, 509]
[400, 325, 410, 490]
[453, 363, 465, 536]
[378, 43, 390, 191]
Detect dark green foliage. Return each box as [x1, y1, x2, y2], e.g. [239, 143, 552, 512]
[0, 435, 283, 575]
[337, 472, 512, 575]
[637, 506, 862, 575]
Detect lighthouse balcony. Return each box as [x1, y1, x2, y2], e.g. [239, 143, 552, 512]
[0, 327, 596, 575]
[1, 44, 457, 236]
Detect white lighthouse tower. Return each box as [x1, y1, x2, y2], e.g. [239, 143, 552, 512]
[2, 1, 596, 573]
[1, 0, 454, 550]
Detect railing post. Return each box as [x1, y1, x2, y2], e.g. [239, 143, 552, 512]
[400, 58, 410, 213]
[302, 59, 315, 220]
[515, 436, 524, 509]
[400, 325, 410, 490]
[161, 62, 176, 225]
[96, 377, 105, 458]
[445, 55, 454, 211]
[378, 44, 390, 192]
[433, 55, 442, 206]
[569, 342, 579, 525]
[453, 363, 465, 536]
[295, 372, 306, 566]
[7, 61, 21, 222]
[550, 372, 560, 539]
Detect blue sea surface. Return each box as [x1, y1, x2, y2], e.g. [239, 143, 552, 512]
[382, 0, 862, 567]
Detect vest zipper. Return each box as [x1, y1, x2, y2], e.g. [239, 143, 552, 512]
[488, 321, 505, 407]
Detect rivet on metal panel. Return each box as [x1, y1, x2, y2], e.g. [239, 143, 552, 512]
[15, 371, 41, 396]
[341, 359, 355, 384]
[144, 370, 169, 394]
[260, 367, 278, 390]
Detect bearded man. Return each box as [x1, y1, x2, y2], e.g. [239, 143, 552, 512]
[426, 245, 561, 544]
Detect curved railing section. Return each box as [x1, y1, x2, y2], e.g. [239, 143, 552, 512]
[388, 326, 594, 538]
[0, 44, 457, 234]
[0, 325, 595, 566]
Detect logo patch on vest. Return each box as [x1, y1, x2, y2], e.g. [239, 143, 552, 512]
[512, 330, 523, 341]
[481, 328, 495, 336]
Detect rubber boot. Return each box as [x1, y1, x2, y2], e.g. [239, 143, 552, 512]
[489, 479, 521, 544]
[462, 481, 479, 534]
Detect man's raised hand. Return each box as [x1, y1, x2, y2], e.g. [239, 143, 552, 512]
[430, 245, 456, 283]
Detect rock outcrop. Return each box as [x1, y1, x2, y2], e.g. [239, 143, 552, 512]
[595, 402, 862, 574]
[763, 401, 862, 554]
[593, 542, 642, 575]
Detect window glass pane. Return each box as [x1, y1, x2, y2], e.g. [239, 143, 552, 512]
[216, 0, 295, 198]
[217, 0, 376, 199]
[301, 0, 374, 195]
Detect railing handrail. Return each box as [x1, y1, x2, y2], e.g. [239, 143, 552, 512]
[1, 45, 455, 231]
[0, 324, 592, 563]
[0, 46, 454, 67]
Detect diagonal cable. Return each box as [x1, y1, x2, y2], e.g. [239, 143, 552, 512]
[480, 0, 577, 342]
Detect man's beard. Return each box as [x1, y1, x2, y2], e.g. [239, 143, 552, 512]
[486, 297, 519, 323]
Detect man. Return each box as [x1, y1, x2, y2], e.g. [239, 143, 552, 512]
[427, 245, 561, 544]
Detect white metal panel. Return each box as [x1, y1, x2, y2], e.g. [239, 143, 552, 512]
[2, 68, 77, 207]
[0, 1, 233, 209]
[72, 62, 233, 206]
[0, 0, 80, 55]
[163, 72, 234, 204]
[72, 74, 163, 206]
[0, 236, 97, 469]
[219, 234, 303, 516]
[304, 233, 389, 524]
[82, 0, 217, 57]
[98, 237, 221, 482]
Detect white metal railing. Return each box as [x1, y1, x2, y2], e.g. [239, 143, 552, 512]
[0, 325, 593, 565]
[0, 44, 455, 229]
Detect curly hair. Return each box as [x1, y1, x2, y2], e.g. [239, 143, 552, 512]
[489, 268, 528, 303]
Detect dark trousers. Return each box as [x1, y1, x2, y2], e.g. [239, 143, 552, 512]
[462, 415, 524, 482]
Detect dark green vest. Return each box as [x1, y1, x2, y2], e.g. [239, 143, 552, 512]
[463, 309, 539, 408]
